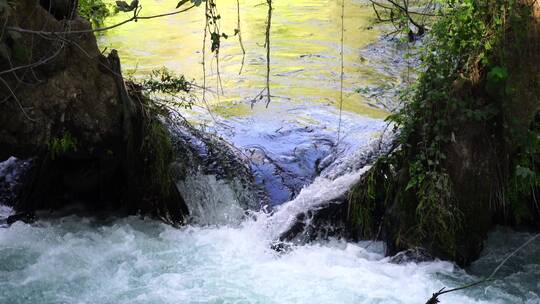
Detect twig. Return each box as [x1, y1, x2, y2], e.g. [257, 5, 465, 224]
[0, 43, 64, 76]
[0, 76, 36, 121]
[6, 5, 196, 36]
[236, 0, 246, 75]
[200, 0, 217, 123]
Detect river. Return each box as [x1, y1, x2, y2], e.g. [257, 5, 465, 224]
[0, 0, 539, 303]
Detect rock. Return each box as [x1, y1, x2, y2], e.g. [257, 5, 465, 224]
[39, 0, 79, 20]
[0, 0, 188, 224]
[0, 0, 121, 160]
[270, 241, 292, 253]
[277, 201, 349, 243]
[6, 212, 35, 225]
[168, 120, 267, 224]
[389, 248, 435, 264]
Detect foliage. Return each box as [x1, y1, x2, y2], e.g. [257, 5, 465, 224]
[177, 0, 204, 8]
[142, 68, 191, 95]
[379, 0, 537, 255]
[78, 0, 114, 26]
[48, 132, 77, 159]
[348, 157, 394, 239]
[141, 68, 195, 109]
[174, 0, 235, 55]
[143, 120, 175, 198]
[413, 171, 462, 255]
[348, 168, 379, 238]
[115, 0, 139, 12]
[507, 129, 540, 223]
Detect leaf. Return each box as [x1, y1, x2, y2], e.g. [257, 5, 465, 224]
[116, 0, 138, 12]
[191, 0, 204, 6]
[486, 66, 508, 96]
[516, 165, 535, 179]
[115, 1, 130, 11]
[210, 32, 220, 52]
[176, 0, 189, 8]
[487, 66, 508, 83]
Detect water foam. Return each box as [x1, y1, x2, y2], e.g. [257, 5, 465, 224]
[1, 216, 537, 304]
[175, 173, 249, 225]
[258, 130, 396, 240]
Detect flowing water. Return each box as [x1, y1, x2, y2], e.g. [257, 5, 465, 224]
[1, 0, 539, 303]
[1, 214, 539, 304]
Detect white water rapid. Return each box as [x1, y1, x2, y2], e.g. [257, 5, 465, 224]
[1, 146, 539, 304]
[1, 214, 539, 303]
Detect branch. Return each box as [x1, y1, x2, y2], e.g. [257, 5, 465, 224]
[0, 43, 65, 76]
[0, 76, 37, 121]
[369, 0, 441, 18]
[1, 5, 197, 76]
[236, 0, 246, 75]
[6, 5, 196, 36]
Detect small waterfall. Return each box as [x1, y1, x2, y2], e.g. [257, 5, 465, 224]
[258, 129, 396, 241]
[175, 173, 255, 225]
[167, 120, 266, 225]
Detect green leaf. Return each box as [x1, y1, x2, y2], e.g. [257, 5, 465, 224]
[115, 0, 138, 12]
[486, 66, 508, 96]
[176, 0, 189, 8]
[487, 66, 508, 83]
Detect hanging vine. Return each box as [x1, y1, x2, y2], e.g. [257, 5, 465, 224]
[264, 0, 272, 107]
[337, 0, 345, 145]
[236, 0, 246, 75]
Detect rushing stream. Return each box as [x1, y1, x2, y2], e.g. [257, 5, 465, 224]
[1, 0, 539, 303]
[1, 213, 539, 304]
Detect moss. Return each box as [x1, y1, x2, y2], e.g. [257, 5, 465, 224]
[48, 132, 77, 160]
[143, 120, 174, 198]
[119, 81, 188, 224]
[347, 157, 394, 240]
[412, 172, 463, 258]
[347, 180, 376, 239]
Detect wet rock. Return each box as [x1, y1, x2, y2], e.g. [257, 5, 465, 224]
[6, 212, 35, 225]
[0, 0, 121, 160]
[277, 201, 349, 243]
[270, 241, 293, 253]
[390, 248, 435, 264]
[168, 120, 267, 224]
[273, 131, 396, 243]
[0, 158, 32, 206]
[0, 0, 188, 224]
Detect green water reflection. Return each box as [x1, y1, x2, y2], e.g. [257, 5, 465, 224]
[98, 0, 393, 119]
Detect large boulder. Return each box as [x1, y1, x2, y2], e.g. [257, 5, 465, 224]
[0, 0, 121, 160]
[0, 0, 188, 223]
